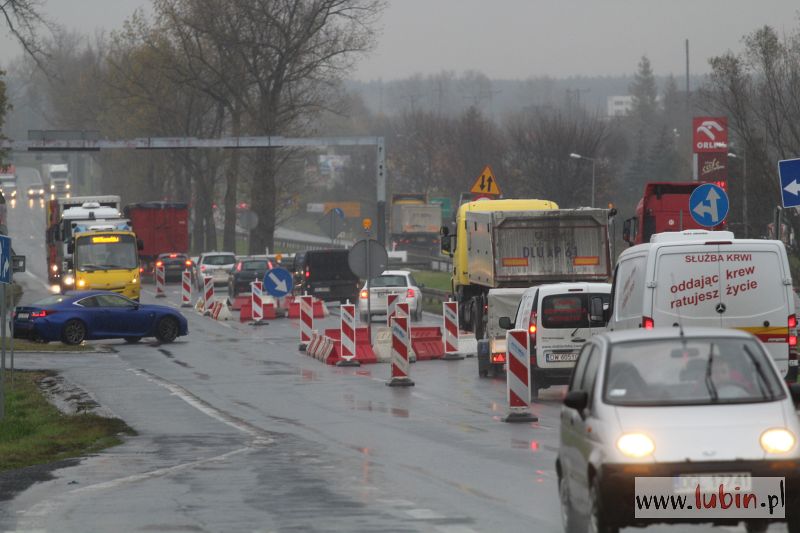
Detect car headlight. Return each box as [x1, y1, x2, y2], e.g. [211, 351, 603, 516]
[132, 277, 138, 284]
[617, 433, 655, 458]
[51, 264, 59, 272]
[11, 191, 16, 197]
[39, 188, 44, 194]
[760, 428, 796, 454]
[66, 183, 71, 189]
[63, 275, 75, 286]
[50, 184, 55, 190]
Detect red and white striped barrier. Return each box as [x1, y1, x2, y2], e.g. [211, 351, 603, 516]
[337, 303, 359, 366]
[503, 329, 538, 423]
[203, 276, 214, 313]
[396, 301, 409, 319]
[442, 300, 464, 360]
[298, 294, 313, 351]
[154, 263, 166, 298]
[386, 293, 399, 327]
[387, 316, 414, 387]
[251, 281, 264, 323]
[180, 270, 192, 307]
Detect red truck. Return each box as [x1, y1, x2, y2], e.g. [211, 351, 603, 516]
[123, 202, 190, 275]
[622, 181, 727, 246]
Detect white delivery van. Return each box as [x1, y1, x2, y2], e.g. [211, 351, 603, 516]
[608, 230, 797, 381]
[500, 282, 611, 397]
[478, 287, 527, 377]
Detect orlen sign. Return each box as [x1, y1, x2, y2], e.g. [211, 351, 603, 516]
[693, 117, 728, 153]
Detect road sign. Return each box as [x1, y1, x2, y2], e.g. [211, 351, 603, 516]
[348, 239, 389, 279]
[689, 183, 729, 228]
[693, 117, 728, 153]
[0, 235, 11, 284]
[779, 158, 800, 208]
[238, 210, 259, 231]
[263, 267, 293, 297]
[469, 166, 502, 196]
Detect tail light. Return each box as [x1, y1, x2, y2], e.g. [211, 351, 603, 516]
[643, 316, 654, 329]
[529, 311, 537, 345]
[360, 290, 369, 299]
[31, 310, 54, 318]
[169, 253, 178, 258]
[491, 353, 506, 364]
[185, 260, 192, 267]
[407, 288, 415, 298]
[139, 267, 144, 273]
[155, 260, 163, 267]
[236, 262, 242, 272]
[305, 270, 310, 278]
[789, 315, 797, 349]
[200, 265, 207, 272]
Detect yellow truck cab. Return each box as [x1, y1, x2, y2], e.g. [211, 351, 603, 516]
[68, 227, 142, 300]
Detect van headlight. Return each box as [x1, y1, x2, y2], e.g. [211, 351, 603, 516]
[617, 433, 655, 458]
[760, 428, 796, 454]
[50, 184, 55, 190]
[66, 183, 71, 190]
[63, 275, 75, 286]
[77, 279, 87, 288]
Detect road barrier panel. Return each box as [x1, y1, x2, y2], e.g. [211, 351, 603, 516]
[307, 330, 322, 357]
[337, 303, 360, 367]
[503, 329, 538, 423]
[396, 302, 409, 319]
[203, 276, 214, 313]
[386, 316, 414, 387]
[322, 327, 377, 365]
[442, 300, 464, 360]
[249, 281, 269, 326]
[298, 294, 313, 351]
[386, 293, 399, 327]
[180, 270, 192, 307]
[409, 326, 444, 361]
[373, 326, 392, 362]
[155, 264, 166, 298]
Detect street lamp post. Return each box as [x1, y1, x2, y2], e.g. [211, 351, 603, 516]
[569, 152, 596, 208]
[728, 152, 747, 238]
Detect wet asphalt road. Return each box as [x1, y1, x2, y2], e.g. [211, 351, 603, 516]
[0, 167, 780, 532]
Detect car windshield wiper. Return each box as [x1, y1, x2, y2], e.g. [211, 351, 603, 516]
[743, 344, 774, 400]
[78, 263, 100, 271]
[704, 342, 719, 403]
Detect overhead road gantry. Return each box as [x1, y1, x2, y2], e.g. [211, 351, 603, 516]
[1, 133, 388, 245]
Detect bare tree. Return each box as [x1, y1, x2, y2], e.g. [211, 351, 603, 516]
[0, 0, 49, 61]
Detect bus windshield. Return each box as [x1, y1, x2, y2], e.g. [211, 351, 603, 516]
[75, 234, 138, 271]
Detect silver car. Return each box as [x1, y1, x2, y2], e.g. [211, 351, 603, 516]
[194, 252, 236, 288]
[557, 327, 800, 533]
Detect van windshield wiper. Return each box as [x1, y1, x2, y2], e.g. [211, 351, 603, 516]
[78, 263, 100, 272]
[704, 343, 719, 403]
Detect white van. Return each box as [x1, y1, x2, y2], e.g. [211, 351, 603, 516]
[500, 282, 611, 397]
[608, 230, 797, 381]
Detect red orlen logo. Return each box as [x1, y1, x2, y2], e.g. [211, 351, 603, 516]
[693, 117, 728, 153]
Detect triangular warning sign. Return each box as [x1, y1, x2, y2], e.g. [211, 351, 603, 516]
[469, 165, 502, 196]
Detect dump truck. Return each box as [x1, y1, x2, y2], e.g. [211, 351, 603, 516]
[441, 199, 615, 338]
[390, 193, 442, 254]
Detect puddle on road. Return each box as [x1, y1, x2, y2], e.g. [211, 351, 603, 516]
[342, 395, 410, 418]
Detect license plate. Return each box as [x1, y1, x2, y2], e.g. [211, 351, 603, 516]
[545, 352, 578, 362]
[16, 313, 28, 320]
[315, 287, 330, 293]
[673, 473, 751, 494]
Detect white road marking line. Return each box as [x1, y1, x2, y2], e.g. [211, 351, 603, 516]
[23, 270, 52, 291]
[405, 508, 445, 520]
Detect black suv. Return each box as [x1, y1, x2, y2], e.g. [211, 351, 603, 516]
[292, 249, 359, 303]
[228, 256, 273, 297]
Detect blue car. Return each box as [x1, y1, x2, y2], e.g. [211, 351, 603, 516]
[14, 291, 189, 345]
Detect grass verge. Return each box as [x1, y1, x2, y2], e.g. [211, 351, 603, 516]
[411, 270, 451, 292]
[0, 339, 95, 352]
[0, 371, 135, 472]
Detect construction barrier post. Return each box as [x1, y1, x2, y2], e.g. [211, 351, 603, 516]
[250, 280, 268, 326]
[386, 293, 399, 327]
[154, 263, 166, 298]
[180, 270, 192, 307]
[337, 302, 360, 367]
[299, 294, 313, 351]
[386, 316, 414, 387]
[503, 329, 538, 423]
[442, 300, 464, 360]
[203, 276, 214, 313]
[396, 301, 409, 319]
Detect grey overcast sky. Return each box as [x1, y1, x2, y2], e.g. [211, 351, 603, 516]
[2, 0, 799, 79]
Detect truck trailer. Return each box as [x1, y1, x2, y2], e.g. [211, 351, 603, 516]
[390, 193, 442, 254]
[124, 202, 190, 275]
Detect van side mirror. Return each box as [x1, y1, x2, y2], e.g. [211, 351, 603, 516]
[440, 236, 451, 255]
[137, 239, 144, 251]
[564, 390, 588, 412]
[499, 316, 513, 330]
[622, 218, 632, 244]
[440, 226, 449, 237]
[67, 242, 74, 254]
[589, 297, 605, 324]
[790, 383, 800, 408]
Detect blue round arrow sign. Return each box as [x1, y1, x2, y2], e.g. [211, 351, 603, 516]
[263, 267, 294, 297]
[689, 183, 729, 228]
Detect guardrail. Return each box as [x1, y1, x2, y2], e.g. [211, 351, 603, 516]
[420, 287, 451, 309]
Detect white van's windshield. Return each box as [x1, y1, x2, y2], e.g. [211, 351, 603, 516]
[541, 293, 610, 329]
